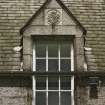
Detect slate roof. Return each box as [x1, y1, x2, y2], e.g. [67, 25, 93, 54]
[0, 0, 105, 71]
[66, 0, 105, 71]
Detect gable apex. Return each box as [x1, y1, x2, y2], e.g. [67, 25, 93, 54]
[20, 0, 86, 35]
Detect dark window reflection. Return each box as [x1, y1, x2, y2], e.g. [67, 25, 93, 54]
[48, 76, 58, 90]
[60, 43, 71, 57]
[36, 92, 46, 105]
[48, 59, 58, 72]
[60, 59, 71, 72]
[48, 92, 59, 105]
[48, 42, 58, 57]
[61, 92, 71, 105]
[36, 59, 46, 71]
[36, 76, 46, 90]
[61, 76, 71, 90]
[36, 43, 46, 57]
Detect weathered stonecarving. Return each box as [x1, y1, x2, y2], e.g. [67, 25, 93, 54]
[0, 0, 105, 105]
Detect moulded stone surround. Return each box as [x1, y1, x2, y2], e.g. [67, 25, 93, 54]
[22, 0, 85, 71]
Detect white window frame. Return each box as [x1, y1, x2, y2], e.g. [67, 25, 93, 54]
[32, 40, 74, 105]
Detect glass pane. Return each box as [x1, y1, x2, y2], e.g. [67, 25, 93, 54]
[48, 76, 58, 90]
[48, 59, 58, 72]
[36, 43, 46, 57]
[36, 59, 46, 71]
[48, 92, 59, 105]
[61, 76, 71, 90]
[60, 59, 71, 72]
[60, 43, 71, 57]
[36, 76, 46, 90]
[36, 92, 46, 105]
[61, 92, 71, 105]
[48, 42, 58, 57]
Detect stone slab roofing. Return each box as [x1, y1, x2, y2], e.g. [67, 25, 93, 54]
[0, 0, 105, 71]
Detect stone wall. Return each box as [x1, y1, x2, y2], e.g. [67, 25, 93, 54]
[0, 77, 32, 105]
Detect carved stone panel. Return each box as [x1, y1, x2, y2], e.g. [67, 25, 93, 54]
[45, 9, 62, 25]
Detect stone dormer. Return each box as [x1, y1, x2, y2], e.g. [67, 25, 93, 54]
[20, 0, 86, 71]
